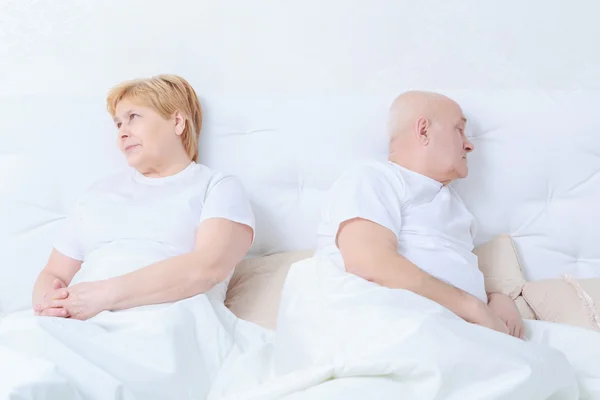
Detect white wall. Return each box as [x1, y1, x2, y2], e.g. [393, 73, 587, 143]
[1, 0, 599, 98]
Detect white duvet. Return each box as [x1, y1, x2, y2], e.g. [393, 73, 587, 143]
[0, 292, 270, 399]
[209, 257, 600, 400]
[1, 256, 599, 400]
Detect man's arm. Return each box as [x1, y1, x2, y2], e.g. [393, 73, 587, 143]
[337, 218, 509, 333]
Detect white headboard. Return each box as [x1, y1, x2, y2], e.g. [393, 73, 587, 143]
[1, 1, 599, 312]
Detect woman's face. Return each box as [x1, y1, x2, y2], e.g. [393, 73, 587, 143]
[113, 98, 183, 171]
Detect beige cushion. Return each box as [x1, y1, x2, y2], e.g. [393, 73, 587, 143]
[514, 295, 536, 320]
[225, 250, 313, 330]
[522, 277, 600, 331]
[473, 234, 527, 299]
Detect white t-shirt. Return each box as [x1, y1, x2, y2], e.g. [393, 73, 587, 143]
[315, 160, 487, 303]
[53, 162, 255, 303]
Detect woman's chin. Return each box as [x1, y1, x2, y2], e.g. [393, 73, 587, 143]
[124, 153, 143, 168]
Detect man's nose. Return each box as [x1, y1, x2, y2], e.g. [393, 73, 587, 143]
[465, 138, 474, 152]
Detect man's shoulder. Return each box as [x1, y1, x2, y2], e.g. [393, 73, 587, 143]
[333, 160, 405, 191]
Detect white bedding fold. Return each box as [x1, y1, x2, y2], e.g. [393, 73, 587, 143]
[209, 256, 600, 400]
[0, 294, 271, 400]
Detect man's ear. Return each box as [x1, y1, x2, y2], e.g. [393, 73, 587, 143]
[174, 111, 186, 136]
[415, 116, 430, 145]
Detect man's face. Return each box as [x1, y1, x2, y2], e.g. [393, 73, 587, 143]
[428, 101, 474, 181]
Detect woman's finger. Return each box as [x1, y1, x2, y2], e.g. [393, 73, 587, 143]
[39, 298, 68, 310]
[51, 290, 68, 300]
[48, 299, 68, 309]
[51, 279, 65, 290]
[43, 290, 68, 305]
[40, 307, 68, 317]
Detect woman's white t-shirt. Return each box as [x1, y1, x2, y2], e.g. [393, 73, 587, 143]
[53, 162, 255, 303]
[315, 160, 487, 303]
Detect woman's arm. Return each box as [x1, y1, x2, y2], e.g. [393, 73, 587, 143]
[41, 175, 255, 319]
[32, 249, 82, 315]
[104, 218, 252, 310]
[45, 218, 252, 319]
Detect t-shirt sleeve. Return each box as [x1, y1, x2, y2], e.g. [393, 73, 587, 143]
[53, 203, 85, 261]
[325, 167, 404, 241]
[199, 175, 256, 236]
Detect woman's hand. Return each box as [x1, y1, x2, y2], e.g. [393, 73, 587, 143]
[34, 279, 70, 317]
[488, 292, 525, 339]
[39, 281, 113, 321]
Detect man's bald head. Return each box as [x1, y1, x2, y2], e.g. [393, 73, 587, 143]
[386, 90, 474, 185]
[388, 91, 462, 140]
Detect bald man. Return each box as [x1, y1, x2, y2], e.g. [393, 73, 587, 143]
[315, 91, 524, 338]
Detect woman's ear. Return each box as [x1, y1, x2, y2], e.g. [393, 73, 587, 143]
[174, 111, 186, 136]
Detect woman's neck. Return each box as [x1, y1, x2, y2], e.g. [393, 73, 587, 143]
[138, 155, 193, 178]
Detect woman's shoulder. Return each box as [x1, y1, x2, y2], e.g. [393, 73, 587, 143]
[193, 163, 243, 187]
[190, 164, 250, 201]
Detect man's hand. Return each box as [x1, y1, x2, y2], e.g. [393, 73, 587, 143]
[39, 281, 112, 321]
[34, 279, 69, 318]
[487, 292, 524, 339]
[468, 300, 510, 335]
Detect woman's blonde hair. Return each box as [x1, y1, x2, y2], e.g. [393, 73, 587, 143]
[106, 74, 202, 162]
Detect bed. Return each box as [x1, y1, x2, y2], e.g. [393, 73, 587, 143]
[1, 1, 599, 399]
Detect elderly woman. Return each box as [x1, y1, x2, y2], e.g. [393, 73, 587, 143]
[0, 75, 265, 400]
[32, 74, 254, 319]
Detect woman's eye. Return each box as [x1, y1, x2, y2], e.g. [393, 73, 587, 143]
[116, 122, 122, 128]
[129, 113, 139, 120]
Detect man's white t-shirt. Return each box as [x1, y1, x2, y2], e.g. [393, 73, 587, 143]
[53, 161, 254, 303]
[315, 160, 487, 303]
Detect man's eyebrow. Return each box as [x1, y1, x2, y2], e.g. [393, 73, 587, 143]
[461, 116, 467, 123]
